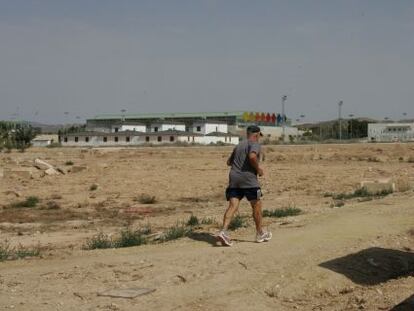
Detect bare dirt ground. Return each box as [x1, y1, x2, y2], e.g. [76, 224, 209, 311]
[1, 143, 414, 310]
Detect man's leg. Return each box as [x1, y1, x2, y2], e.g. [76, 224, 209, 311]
[222, 197, 241, 231]
[217, 197, 241, 246]
[250, 197, 272, 242]
[250, 199, 263, 234]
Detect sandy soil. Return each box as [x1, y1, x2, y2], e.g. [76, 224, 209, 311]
[0, 143, 414, 310]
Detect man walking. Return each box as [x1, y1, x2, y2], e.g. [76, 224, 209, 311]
[217, 125, 272, 246]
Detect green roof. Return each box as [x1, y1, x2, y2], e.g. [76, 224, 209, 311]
[89, 111, 246, 121]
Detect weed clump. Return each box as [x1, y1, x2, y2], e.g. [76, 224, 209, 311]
[84, 233, 113, 250]
[113, 228, 147, 248]
[332, 187, 392, 200]
[9, 196, 40, 208]
[186, 215, 199, 227]
[228, 214, 247, 231]
[89, 184, 98, 191]
[65, 160, 74, 166]
[84, 227, 151, 250]
[136, 194, 157, 204]
[0, 241, 41, 262]
[161, 223, 190, 241]
[262, 207, 302, 218]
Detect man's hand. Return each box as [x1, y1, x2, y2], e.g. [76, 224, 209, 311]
[249, 152, 263, 176]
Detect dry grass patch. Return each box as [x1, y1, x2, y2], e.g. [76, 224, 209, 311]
[136, 194, 157, 204]
[263, 207, 302, 218]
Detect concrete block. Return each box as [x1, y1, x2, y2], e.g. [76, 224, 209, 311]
[34, 159, 54, 170]
[45, 168, 60, 176]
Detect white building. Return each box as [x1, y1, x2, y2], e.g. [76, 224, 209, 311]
[233, 125, 303, 142]
[150, 121, 186, 133]
[112, 123, 146, 133]
[368, 123, 414, 142]
[192, 121, 228, 135]
[60, 130, 239, 147]
[32, 134, 59, 147]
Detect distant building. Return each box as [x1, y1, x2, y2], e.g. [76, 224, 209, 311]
[59, 125, 240, 147]
[150, 121, 186, 133]
[112, 122, 146, 133]
[192, 121, 228, 135]
[86, 111, 291, 133]
[31, 134, 59, 147]
[368, 123, 414, 142]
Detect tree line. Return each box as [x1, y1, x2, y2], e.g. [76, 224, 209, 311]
[0, 121, 38, 152]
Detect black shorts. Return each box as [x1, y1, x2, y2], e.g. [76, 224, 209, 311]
[226, 187, 262, 202]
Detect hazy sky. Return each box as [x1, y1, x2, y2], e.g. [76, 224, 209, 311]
[1, 0, 414, 124]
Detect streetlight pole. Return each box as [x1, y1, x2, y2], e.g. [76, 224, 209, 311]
[348, 113, 354, 139]
[121, 109, 126, 122]
[338, 100, 343, 141]
[281, 95, 287, 141]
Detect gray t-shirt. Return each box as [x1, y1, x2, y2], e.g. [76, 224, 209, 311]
[228, 140, 261, 188]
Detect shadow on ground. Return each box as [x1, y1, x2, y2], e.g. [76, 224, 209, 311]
[187, 232, 219, 246]
[319, 247, 414, 285]
[390, 294, 414, 311]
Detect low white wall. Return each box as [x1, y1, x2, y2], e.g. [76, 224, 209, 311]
[61, 133, 239, 146]
[192, 123, 228, 135]
[150, 124, 186, 132]
[113, 125, 147, 132]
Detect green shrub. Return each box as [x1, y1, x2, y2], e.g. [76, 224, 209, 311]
[10, 196, 40, 208]
[65, 160, 74, 166]
[186, 215, 199, 227]
[0, 241, 41, 261]
[113, 228, 147, 248]
[14, 244, 41, 259]
[0, 241, 10, 261]
[333, 187, 392, 200]
[228, 215, 247, 231]
[89, 184, 98, 191]
[262, 207, 302, 218]
[84, 227, 151, 250]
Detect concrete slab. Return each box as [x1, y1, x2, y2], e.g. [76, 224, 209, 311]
[98, 288, 155, 299]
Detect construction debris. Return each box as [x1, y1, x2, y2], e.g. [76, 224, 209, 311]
[34, 159, 55, 170]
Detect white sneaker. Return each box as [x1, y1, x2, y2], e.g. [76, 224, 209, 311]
[256, 231, 272, 243]
[217, 230, 233, 246]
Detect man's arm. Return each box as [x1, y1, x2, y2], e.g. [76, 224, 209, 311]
[249, 152, 264, 176]
[227, 148, 236, 166]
